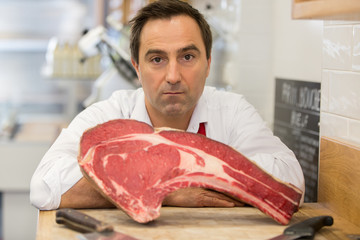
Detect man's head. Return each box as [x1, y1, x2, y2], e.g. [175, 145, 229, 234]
[129, 0, 212, 129]
[129, 0, 212, 65]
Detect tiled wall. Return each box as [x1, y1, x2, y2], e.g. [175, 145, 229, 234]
[321, 21, 360, 145]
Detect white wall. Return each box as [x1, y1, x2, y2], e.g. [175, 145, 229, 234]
[321, 20, 360, 145]
[194, 0, 323, 128]
[272, 0, 323, 83]
[193, 0, 274, 126]
[226, 0, 274, 127]
[0, 142, 51, 240]
[3, 193, 38, 240]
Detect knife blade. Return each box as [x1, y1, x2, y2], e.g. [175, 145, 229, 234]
[56, 208, 140, 240]
[268, 215, 333, 240]
[78, 231, 139, 240]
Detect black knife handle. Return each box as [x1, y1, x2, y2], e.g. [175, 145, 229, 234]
[56, 208, 114, 233]
[284, 215, 333, 239]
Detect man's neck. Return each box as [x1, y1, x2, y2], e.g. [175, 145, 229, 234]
[150, 109, 194, 130]
[146, 105, 194, 131]
[151, 115, 191, 130]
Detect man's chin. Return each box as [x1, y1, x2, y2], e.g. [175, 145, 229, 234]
[162, 105, 187, 116]
[164, 109, 184, 116]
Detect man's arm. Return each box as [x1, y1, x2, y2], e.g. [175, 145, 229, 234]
[59, 177, 114, 208]
[60, 178, 243, 209]
[226, 94, 305, 199]
[162, 188, 244, 207]
[30, 93, 129, 210]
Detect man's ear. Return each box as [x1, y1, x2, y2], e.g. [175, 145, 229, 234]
[206, 55, 211, 77]
[131, 58, 140, 77]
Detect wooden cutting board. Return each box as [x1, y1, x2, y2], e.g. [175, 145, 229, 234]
[36, 203, 360, 240]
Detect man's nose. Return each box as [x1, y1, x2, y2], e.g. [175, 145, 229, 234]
[166, 60, 181, 84]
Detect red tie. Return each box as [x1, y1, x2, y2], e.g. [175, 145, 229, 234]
[197, 122, 206, 136]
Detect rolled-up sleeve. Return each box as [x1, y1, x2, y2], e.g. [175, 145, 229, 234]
[30, 128, 83, 209]
[198, 88, 305, 201]
[249, 152, 305, 204]
[29, 89, 140, 209]
[227, 97, 305, 203]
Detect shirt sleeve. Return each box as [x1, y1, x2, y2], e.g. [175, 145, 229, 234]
[30, 128, 83, 209]
[30, 95, 125, 210]
[227, 97, 305, 203]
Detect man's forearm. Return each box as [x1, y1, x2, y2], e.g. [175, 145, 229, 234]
[59, 177, 114, 208]
[162, 187, 244, 207]
[60, 178, 243, 209]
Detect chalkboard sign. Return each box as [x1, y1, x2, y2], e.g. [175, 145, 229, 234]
[273, 78, 320, 202]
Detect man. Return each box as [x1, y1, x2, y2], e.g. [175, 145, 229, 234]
[30, 0, 305, 210]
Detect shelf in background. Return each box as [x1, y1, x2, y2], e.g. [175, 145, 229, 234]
[292, 0, 360, 20]
[0, 38, 48, 52]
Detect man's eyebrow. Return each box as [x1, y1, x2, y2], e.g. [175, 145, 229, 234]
[145, 49, 167, 58]
[144, 44, 201, 58]
[178, 44, 200, 54]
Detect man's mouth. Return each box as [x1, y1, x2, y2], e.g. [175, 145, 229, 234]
[163, 92, 183, 95]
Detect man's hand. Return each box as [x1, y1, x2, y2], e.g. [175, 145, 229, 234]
[162, 187, 244, 207]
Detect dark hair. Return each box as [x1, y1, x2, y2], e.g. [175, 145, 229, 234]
[129, 0, 212, 64]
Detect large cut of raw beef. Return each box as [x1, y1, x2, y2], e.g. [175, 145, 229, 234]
[78, 119, 302, 225]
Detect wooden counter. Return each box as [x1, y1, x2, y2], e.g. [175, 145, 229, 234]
[36, 203, 360, 240]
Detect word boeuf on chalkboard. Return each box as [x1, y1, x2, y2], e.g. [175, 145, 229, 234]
[273, 78, 320, 202]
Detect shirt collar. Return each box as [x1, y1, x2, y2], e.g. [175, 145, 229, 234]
[130, 89, 153, 126]
[129, 87, 209, 131]
[186, 88, 209, 133]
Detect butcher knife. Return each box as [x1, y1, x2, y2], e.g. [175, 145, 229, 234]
[56, 208, 140, 240]
[268, 215, 333, 240]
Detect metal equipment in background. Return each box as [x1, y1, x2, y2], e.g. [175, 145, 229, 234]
[78, 18, 139, 107]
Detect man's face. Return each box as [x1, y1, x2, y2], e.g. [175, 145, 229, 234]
[132, 15, 211, 119]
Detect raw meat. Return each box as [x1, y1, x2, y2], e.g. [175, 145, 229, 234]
[78, 119, 302, 225]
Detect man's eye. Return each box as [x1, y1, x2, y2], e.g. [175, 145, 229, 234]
[151, 57, 162, 63]
[184, 54, 193, 61]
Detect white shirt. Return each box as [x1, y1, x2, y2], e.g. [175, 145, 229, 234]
[30, 86, 305, 209]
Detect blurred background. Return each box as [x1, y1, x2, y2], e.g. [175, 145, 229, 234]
[1, 0, 359, 239]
